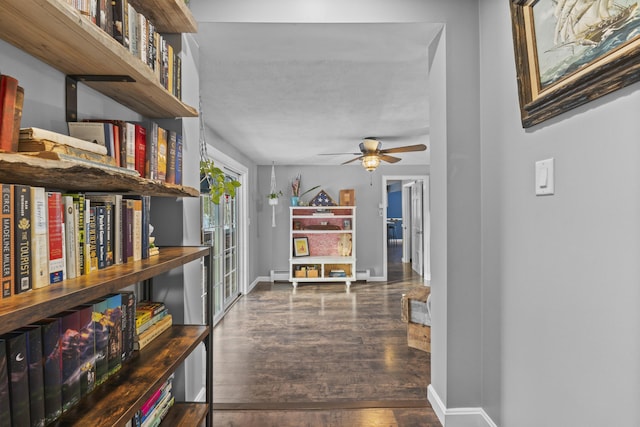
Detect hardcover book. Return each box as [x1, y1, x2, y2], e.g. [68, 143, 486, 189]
[105, 293, 123, 375]
[157, 127, 167, 182]
[125, 122, 136, 171]
[67, 122, 109, 153]
[53, 311, 81, 412]
[134, 123, 146, 177]
[62, 196, 78, 279]
[63, 193, 86, 276]
[14, 184, 31, 293]
[30, 318, 62, 424]
[122, 199, 134, 263]
[86, 194, 122, 265]
[1, 331, 31, 426]
[166, 130, 177, 185]
[19, 127, 109, 155]
[11, 86, 24, 154]
[134, 314, 172, 351]
[145, 121, 158, 180]
[120, 291, 136, 362]
[0, 339, 11, 427]
[132, 198, 142, 261]
[95, 205, 106, 269]
[0, 74, 19, 152]
[91, 297, 110, 386]
[31, 186, 49, 289]
[1, 183, 13, 298]
[74, 305, 96, 396]
[47, 192, 65, 284]
[88, 206, 98, 272]
[18, 325, 45, 427]
[175, 132, 183, 185]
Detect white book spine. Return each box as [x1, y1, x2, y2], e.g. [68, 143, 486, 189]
[63, 196, 77, 280]
[31, 187, 49, 289]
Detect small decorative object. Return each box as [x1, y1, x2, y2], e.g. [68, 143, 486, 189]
[267, 190, 283, 205]
[200, 159, 241, 205]
[510, 0, 640, 127]
[269, 162, 280, 226]
[293, 221, 302, 230]
[291, 173, 320, 205]
[339, 189, 355, 206]
[293, 237, 310, 257]
[148, 224, 159, 257]
[343, 219, 351, 230]
[309, 189, 337, 206]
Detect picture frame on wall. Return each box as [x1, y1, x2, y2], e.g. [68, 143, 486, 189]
[293, 237, 310, 257]
[510, 0, 640, 128]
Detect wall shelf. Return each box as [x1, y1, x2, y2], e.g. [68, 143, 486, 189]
[128, 0, 198, 33]
[0, 0, 198, 118]
[0, 153, 199, 197]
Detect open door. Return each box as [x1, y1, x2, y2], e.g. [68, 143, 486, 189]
[410, 181, 424, 276]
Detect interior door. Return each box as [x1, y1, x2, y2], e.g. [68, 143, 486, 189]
[411, 182, 424, 275]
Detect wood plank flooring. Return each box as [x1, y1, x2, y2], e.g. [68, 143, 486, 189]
[213, 244, 440, 426]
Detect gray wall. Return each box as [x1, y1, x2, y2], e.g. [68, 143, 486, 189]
[255, 164, 428, 278]
[480, 0, 640, 425]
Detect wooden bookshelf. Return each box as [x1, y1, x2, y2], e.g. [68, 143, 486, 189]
[54, 325, 209, 426]
[162, 403, 210, 426]
[0, 153, 199, 197]
[128, 0, 198, 33]
[0, 246, 210, 336]
[0, 0, 198, 118]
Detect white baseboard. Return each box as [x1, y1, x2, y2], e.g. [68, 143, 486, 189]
[246, 277, 261, 293]
[427, 385, 497, 427]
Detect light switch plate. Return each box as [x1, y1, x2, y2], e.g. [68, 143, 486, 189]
[535, 158, 554, 196]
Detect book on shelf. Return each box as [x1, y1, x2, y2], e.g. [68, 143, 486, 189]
[145, 121, 158, 180]
[47, 191, 66, 284]
[175, 132, 183, 185]
[51, 310, 81, 412]
[157, 126, 167, 182]
[134, 123, 147, 178]
[31, 318, 62, 424]
[18, 325, 46, 427]
[87, 205, 98, 273]
[63, 193, 86, 276]
[120, 291, 136, 363]
[105, 293, 123, 375]
[74, 305, 96, 396]
[0, 340, 11, 426]
[166, 130, 177, 184]
[1, 183, 13, 298]
[122, 198, 134, 263]
[134, 314, 172, 351]
[14, 184, 31, 294]
[0, 74, 19, 152]
[91, 297, 110, 386]
[136, 300, 166, 331]
[87, 193, 122, 265]
[67, 121, 111, 153]
[95, 204, 107, 269]
[137, 308, 169, 335]
[62, 195, 79, 279]
[19, 127, 109, 155]
[1, 330, 30, 425]
[31, 187, 50, 289]
[132, 198, 142, 261]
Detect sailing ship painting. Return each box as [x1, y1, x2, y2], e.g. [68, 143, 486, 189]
[533, 0, 640, 88]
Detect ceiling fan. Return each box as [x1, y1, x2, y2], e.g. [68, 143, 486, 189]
[340, 137, 427, 172]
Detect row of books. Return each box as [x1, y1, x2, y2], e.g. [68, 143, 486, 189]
[1, 184, 154, 298]
[0, 74, 24, 153]
[130, 376, 175, 427]
[65, 120, 183, 184]
[65, 0, 182, 99]
[0, 291, 140, 426]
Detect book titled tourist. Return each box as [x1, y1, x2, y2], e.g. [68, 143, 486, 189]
[13, 184, 31, 294]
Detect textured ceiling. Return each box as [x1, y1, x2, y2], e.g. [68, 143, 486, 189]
[198, 23, 439, 166]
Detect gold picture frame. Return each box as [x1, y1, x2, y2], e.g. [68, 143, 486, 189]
[293, 237, 310, 257]
[510, 0, 640, 128]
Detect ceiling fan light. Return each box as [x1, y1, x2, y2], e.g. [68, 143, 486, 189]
[362, 155, 380, 172]
[363, 138, 380, 152]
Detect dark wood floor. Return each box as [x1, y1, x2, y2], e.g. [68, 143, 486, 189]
[212, 243, 440, 426]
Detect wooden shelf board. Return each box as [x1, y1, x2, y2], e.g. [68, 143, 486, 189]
[54, 325, 209, 426]
[0, 0, 198, 118]
[0, 246, 210, 335]
[162, 403, 209, 426]
[0, 153, 199, 197]
[128, 0, 197, 33]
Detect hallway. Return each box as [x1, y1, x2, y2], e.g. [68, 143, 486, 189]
[212, 246, 439, 426]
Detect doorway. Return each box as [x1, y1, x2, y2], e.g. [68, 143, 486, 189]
[382, 175, 430, 283]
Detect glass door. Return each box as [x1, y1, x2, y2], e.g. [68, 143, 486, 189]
[201, 173, 240, 323]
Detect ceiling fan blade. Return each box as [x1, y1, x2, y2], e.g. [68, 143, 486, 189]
[320, 152, 361, 156]
[379, 144, 427, 154]
[367, 127, 430, 141]
[379, 154, 401, 163]
[342, 156, 363, 165]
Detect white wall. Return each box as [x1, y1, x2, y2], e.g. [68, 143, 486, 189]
[480, 1, 640, 425]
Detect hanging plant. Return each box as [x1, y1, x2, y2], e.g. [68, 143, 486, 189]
[200, 159, 241, 205]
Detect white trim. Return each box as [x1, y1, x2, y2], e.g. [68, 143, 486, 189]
[428, 385, 497, 427]
[246, 276, 261, 294]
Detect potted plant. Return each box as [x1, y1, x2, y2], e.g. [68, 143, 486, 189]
[267, 190, 283, 205]
[200, 159, 241, 205]
[291, 174, 320, 206]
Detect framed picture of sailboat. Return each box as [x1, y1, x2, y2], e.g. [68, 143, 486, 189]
[510, 0, 640, 127]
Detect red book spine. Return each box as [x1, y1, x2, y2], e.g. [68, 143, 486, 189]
[47, 192, 65, 284]
[0, 75, 19, 152]
[134, 124, 146, 177]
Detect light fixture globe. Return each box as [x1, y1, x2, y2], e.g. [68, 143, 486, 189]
[362, 155, 380, 172]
